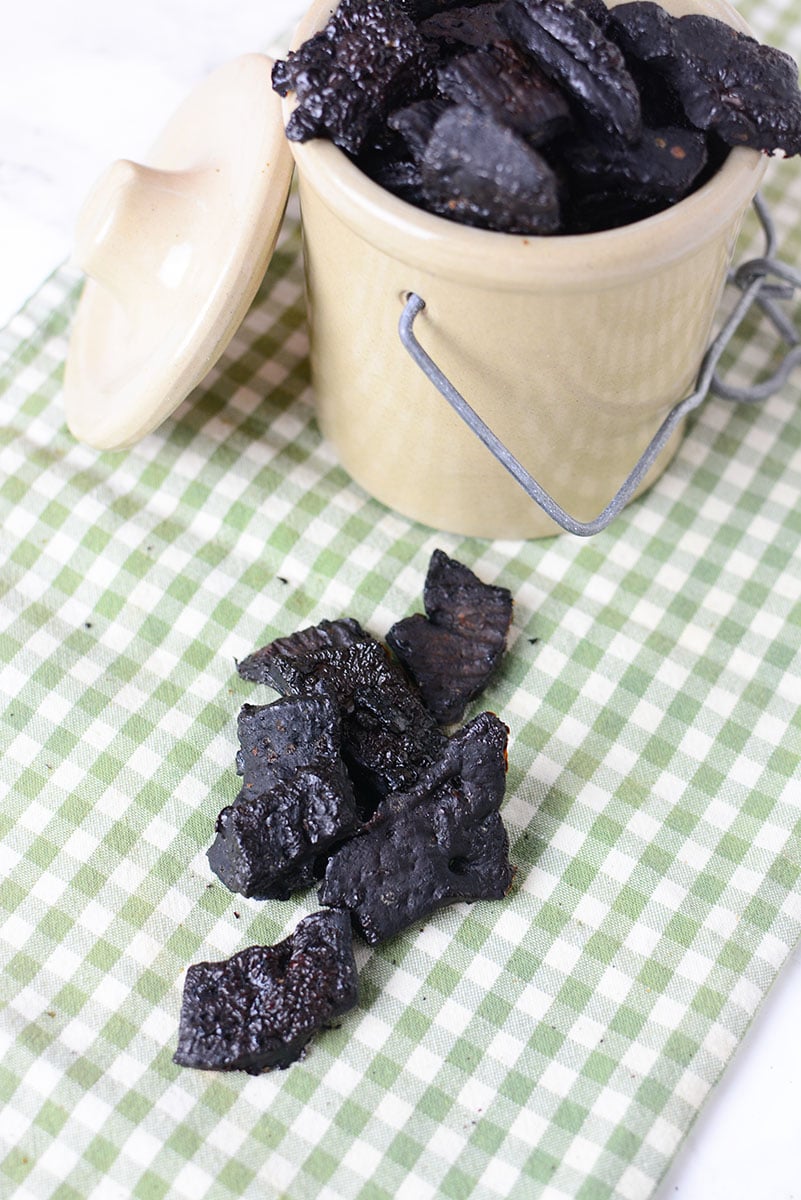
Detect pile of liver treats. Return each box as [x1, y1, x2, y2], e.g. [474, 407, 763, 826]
[272, 0, 801, 233]
[174, 551, 517, 1073]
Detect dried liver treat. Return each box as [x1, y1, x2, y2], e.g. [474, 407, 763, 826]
[563, 124, 708, 203]
[208, 768, 361, 900]
[419, 3, 508, 50]
[239, 620, 446, 805]
[237, 617, 370, 689]
[605, 1, 677, 65]
[273, 0, 800, 234]
[421, 104, 561, 234]
[666, 16, 801, 156]
[389, 98, 453, 160]
[320, 713, 513, 943]
[272, 0, 435, 156]
[436, 41, 572, 146]
[234, 695, 343, 783]
[208, 696, 361, 900]
[499, 0, 642, 142]
[173, 911, 359, 1072]
[387, 550, 513, 725]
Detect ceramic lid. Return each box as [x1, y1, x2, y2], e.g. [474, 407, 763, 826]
[64, 54, 293, 451]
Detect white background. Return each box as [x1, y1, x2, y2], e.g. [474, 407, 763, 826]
[1, 3, 798, 1197]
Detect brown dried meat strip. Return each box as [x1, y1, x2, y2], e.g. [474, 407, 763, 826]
[387, 550, 513, 725]
[499, 0, 642, 142]
[173, 911, 359, 1072]
[320, 713, 513, 943]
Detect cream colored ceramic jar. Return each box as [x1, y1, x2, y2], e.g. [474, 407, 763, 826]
[285, 0, 768, 538]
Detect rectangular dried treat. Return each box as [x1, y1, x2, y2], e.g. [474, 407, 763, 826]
[173, 911, 359, 1073]
[387, 550, 513, 725]
[320, 712, 514, 944]
[235, 695, 345, 783]
[209, 695, 361, 899]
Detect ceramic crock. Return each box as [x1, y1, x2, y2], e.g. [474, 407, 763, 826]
[284, 0, 768, 538]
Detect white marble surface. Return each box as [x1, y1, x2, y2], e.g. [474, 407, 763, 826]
[2, 3, 799, 1198]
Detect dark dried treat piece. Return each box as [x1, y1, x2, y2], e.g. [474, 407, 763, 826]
[234, 695, 342, 782]
[563, 186, 665, 233]
[374, 710, 510, 822]
[293, 639, 447, 802]
[320, 713, 513, 943]
[273, 0, 436, 156]
[572, 0, 611, 33]
[208, 767, 361, 900]
[210, 694, 361, 899]
[242, 622, 446, 804]
[237, 617, 370, 689]
[359, 154, 428, 205]
[667, 15, 801, 156]
[419, 3, 508, 50]
[437, 41, 572, 146]
[499, 0, 642, 142]
[563, 124, 708, 202]
[421, 105, 561, 234]
[389, 98, 453, 159]
[388, 550, 513, 725]
[173, 911, 358, 1072]
[605, 1, 677, 65]
[394, 0, 493, 22]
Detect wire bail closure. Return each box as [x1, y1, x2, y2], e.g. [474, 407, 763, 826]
[398, 194, 801, 537]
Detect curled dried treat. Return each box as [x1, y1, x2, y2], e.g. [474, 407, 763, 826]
[272, 0, 436, 156]
[499, 0, 642, 142]
[667, 15, 801, 156]
[563, 124, 708, 202]
[387, 550, 513, 725]
[320, 714, 513, 943]
[237, 617, 370, 689]
[421, 104, 561, 233]
[437, 40, 572, 146]
[173, 911, 359, 1072]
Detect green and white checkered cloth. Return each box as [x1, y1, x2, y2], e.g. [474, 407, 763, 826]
[2, 6, 800, 1198]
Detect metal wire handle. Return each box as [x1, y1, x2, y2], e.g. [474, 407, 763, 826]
[398, 194, 801, 537]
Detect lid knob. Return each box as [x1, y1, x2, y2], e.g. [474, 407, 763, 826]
[73, 159, 216, 308]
